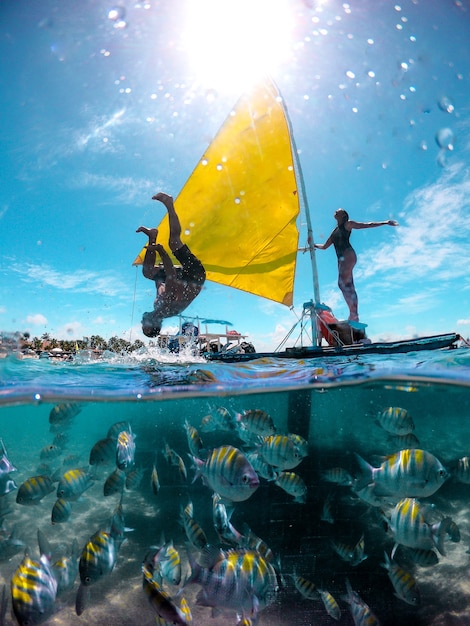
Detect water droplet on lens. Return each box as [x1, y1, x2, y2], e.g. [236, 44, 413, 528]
[419, 140, 428, 151]
[435, 127, 454, 150]
[108, 6, 125, 21]
[438, 96, 454, 114]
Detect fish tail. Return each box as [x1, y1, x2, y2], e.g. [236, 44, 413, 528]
[188, 454, 203, 484]
[352, 453, 374, 491]
[184, 550, 201, 586]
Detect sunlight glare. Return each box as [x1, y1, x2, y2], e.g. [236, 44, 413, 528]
[182, 0, 294, 91]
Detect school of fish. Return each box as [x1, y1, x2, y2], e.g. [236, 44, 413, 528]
[0, 401, 467, 624]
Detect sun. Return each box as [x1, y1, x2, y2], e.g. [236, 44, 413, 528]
[181, 0, 294, 92]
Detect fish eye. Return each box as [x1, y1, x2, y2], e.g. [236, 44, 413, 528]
[85, 576, 92, 583]
[242, 474, 250, 484]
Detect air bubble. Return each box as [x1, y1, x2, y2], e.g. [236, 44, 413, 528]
[201, 158, 208, 166]
[234, 197, 241, 204]
[216, 164, 223, 171]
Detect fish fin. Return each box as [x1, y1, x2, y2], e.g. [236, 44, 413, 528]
[434, 517, 452, 556]
[197, 544, 225, 569]
[352, 453, 374, 491]
[391, 543, 399, 560]
[37, 528, 52, 560]
[75, 583, 90, 616]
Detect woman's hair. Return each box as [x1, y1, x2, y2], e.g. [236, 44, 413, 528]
[336, 208, 349, 223]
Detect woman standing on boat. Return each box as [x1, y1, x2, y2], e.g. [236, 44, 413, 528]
[314, 209, 398, 324]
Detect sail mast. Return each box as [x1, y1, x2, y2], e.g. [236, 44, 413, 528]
[280, 91, 322, 346]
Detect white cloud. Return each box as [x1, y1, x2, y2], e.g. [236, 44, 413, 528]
[357, 161, 470, 283]
[9, 262, 129, 298]
[457, 318, 470, 325]
[26, 313, 48, 326]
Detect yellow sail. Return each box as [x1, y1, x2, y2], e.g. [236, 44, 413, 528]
[133, 80, 300, 307]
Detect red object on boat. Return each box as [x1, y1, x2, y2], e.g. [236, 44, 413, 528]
[317, 310, 340, 346]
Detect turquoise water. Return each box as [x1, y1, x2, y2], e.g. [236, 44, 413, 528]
[1, 349, 470, 625]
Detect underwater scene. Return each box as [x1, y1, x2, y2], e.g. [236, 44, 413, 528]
[1, 350, 470, 625]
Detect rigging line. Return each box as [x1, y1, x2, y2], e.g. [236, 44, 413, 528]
[129, 265, 139, 344]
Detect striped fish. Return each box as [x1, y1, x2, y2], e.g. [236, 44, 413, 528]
[287, 433, 309, 458]
[354, 449, 448, 498]
[387, 433, 420, 451]
[318, 588, 341, 620]
[53, 539, 80, 595]
[186, 547, 278, 617]
[191, 445, 259, 502]
[143, 561, 189, 625]
[331, 534, 367, 566]
[292, 570, 319, 600]
[274, 471, 307, 503]
[51, 497, 72, 524]
[381, 551, 420, 606]
[154, 540, 182, 586]
[11, 552, 58, 625]
[389, 498, 452, 556]
[258, 435, 302, 471]
[16, 475, 55, 505]
[235, 409, 277, 437]
[183, 419, 205, 458]
[103, 468, 126, 497]
[78, 529, 117, 587]
[245, 452, 278, 481]
[400, 546, 439, 567]
[453, 456, 470, 483]
[89, 437, 116, 466]
[212, 493, 243, 546]
[48, 402, 81, 431]
[342, 579, 381, 626]
[321, 467, 354, 486]
[180, 502, 208, 551]
[376, 407, 414, 435]
[116, 428, 136, 470]
[57, 468, 94, 500]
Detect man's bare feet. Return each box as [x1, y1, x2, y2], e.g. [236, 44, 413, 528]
[136, 226, 158, 242]
[152, 192, 173, 206]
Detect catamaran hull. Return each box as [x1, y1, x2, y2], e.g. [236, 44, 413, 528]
[204, 333, 461, 363]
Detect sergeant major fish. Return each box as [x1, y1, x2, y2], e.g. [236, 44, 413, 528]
[191, 445, 259, 502]
[142, 559, 190, 625]
[116, 428, 136, 470]
[342, 578, 381, 626]
[381, 551, 420, 606]
[376, 407, 415, 436]
[354, 449, 448, 498]
[11, 546, 58, 625]
[388, 498, 452, 557]
[274, 471, 307, 503]
[257, 435, 303, 471]
[16, 475, 55, 506]
[186, 547, 278, 619]
[56, 468, 94, 500]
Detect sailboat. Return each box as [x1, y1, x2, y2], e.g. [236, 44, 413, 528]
[134, 79, 460, 361]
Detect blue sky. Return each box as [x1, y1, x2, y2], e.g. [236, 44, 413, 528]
[1, 0, 470, 351]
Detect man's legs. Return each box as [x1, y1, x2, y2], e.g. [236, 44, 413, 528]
[152, 192, 183, 252]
